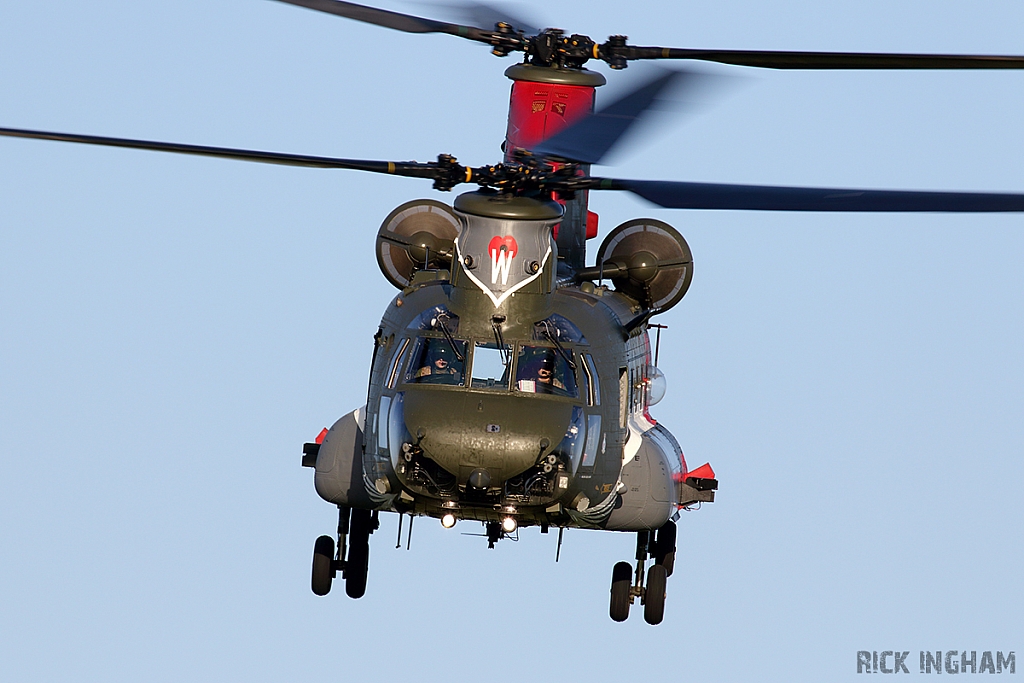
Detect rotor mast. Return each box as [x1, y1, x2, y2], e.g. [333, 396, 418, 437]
[502, 64, 605, 272]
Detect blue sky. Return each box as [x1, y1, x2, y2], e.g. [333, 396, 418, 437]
[1, 1, 1022, 681]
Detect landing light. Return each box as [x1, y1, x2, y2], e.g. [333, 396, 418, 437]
[648, 366, 667, 405]
[501, 517, 517, 533]
[441, 513, 457, 529]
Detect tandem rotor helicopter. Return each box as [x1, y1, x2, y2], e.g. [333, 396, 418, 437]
[4, 0, 1024, 626]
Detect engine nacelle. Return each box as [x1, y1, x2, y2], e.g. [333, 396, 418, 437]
[376, 199, 461, 289]
[595, 218, 693, 313]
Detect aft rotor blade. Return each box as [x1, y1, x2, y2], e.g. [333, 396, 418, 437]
[431, 1, 539, 36]
[271, 0, 491, 42]
[619, 47, 1024, 70]
[587, 178, 1024, 212]
[531, 69, 689, 165]
[0, 126, 439, 178]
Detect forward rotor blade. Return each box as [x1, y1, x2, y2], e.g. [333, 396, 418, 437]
[0, 126, 439, 178]
[530, 69, 690, 165]
[271, 0, 491, 42]
[587, 178, 1024, 212]
[619, 47, 1024, 70]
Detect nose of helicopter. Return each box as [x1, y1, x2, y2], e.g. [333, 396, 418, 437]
[402, 388, 573, 487]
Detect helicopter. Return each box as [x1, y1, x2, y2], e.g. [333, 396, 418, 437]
[3, 1, 1024, 627]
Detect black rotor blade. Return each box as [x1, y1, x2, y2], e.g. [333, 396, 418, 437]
[621, 47, 1024, 70]
[431, 1, 539, 36]
[0, 126, 439, 179]
[271, 0, 491, 42]
[530, 69, 690, 165]
[586, 177, 1024, 212]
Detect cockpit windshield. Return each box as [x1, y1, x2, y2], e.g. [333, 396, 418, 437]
[515, 345, 578, 398]
[403, 336, 580, 398]
[405, 336, 467, 386]
[470, 341, 512, 390]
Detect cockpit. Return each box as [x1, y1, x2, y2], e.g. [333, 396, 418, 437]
[395, 306, 585, 400]
[402, 337, 581, 397]
[371, 305, 606, 497]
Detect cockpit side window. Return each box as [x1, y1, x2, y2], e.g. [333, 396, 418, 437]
[386, 337, 411, 389]
[581, 353, 600, 406]
[515, 345, 579, 398]
[404, 336, 467, 386]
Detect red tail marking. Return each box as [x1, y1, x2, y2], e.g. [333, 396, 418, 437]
[586, 210, 599, 239]
[685, 463, 715, 480]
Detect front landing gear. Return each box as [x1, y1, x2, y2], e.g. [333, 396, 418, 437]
[607, 520, 676, 625]
[644, 564, 667, 624]
[310, 506, 377, 599]
[609, 562, 632, 621]
[345, 509, 372, 598]
[311, 535, 335, 596]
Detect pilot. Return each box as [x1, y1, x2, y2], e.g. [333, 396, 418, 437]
[520, 356, 569, 393]
[534, 356, 566, 392]
[415, 342, 462, 383]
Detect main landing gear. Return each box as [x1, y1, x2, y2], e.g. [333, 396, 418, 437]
[609, 520, 676, 625]
[311, 506, 378, 599]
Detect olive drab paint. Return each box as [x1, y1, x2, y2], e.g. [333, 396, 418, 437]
[312, 185, 708, 532]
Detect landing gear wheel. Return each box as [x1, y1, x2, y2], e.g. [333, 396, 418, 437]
[345, 540, 368, 598]
[644, 564, 667, 625]
[345, 509, 372, 599]
[609, 561, 632, 622]
[654, 520, 677, 577]
[311, 535, 334, 596]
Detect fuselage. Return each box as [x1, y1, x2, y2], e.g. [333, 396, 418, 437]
[330, 191, 687, 530]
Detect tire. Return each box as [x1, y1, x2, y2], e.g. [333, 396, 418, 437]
[609, 561, 632, 622]
[311, 535, 334, 596]
[345, 538, 369, 599]
[345, 509, 372, 599]
[654, 521, 677, 577]
[644, 564, 667, 625]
